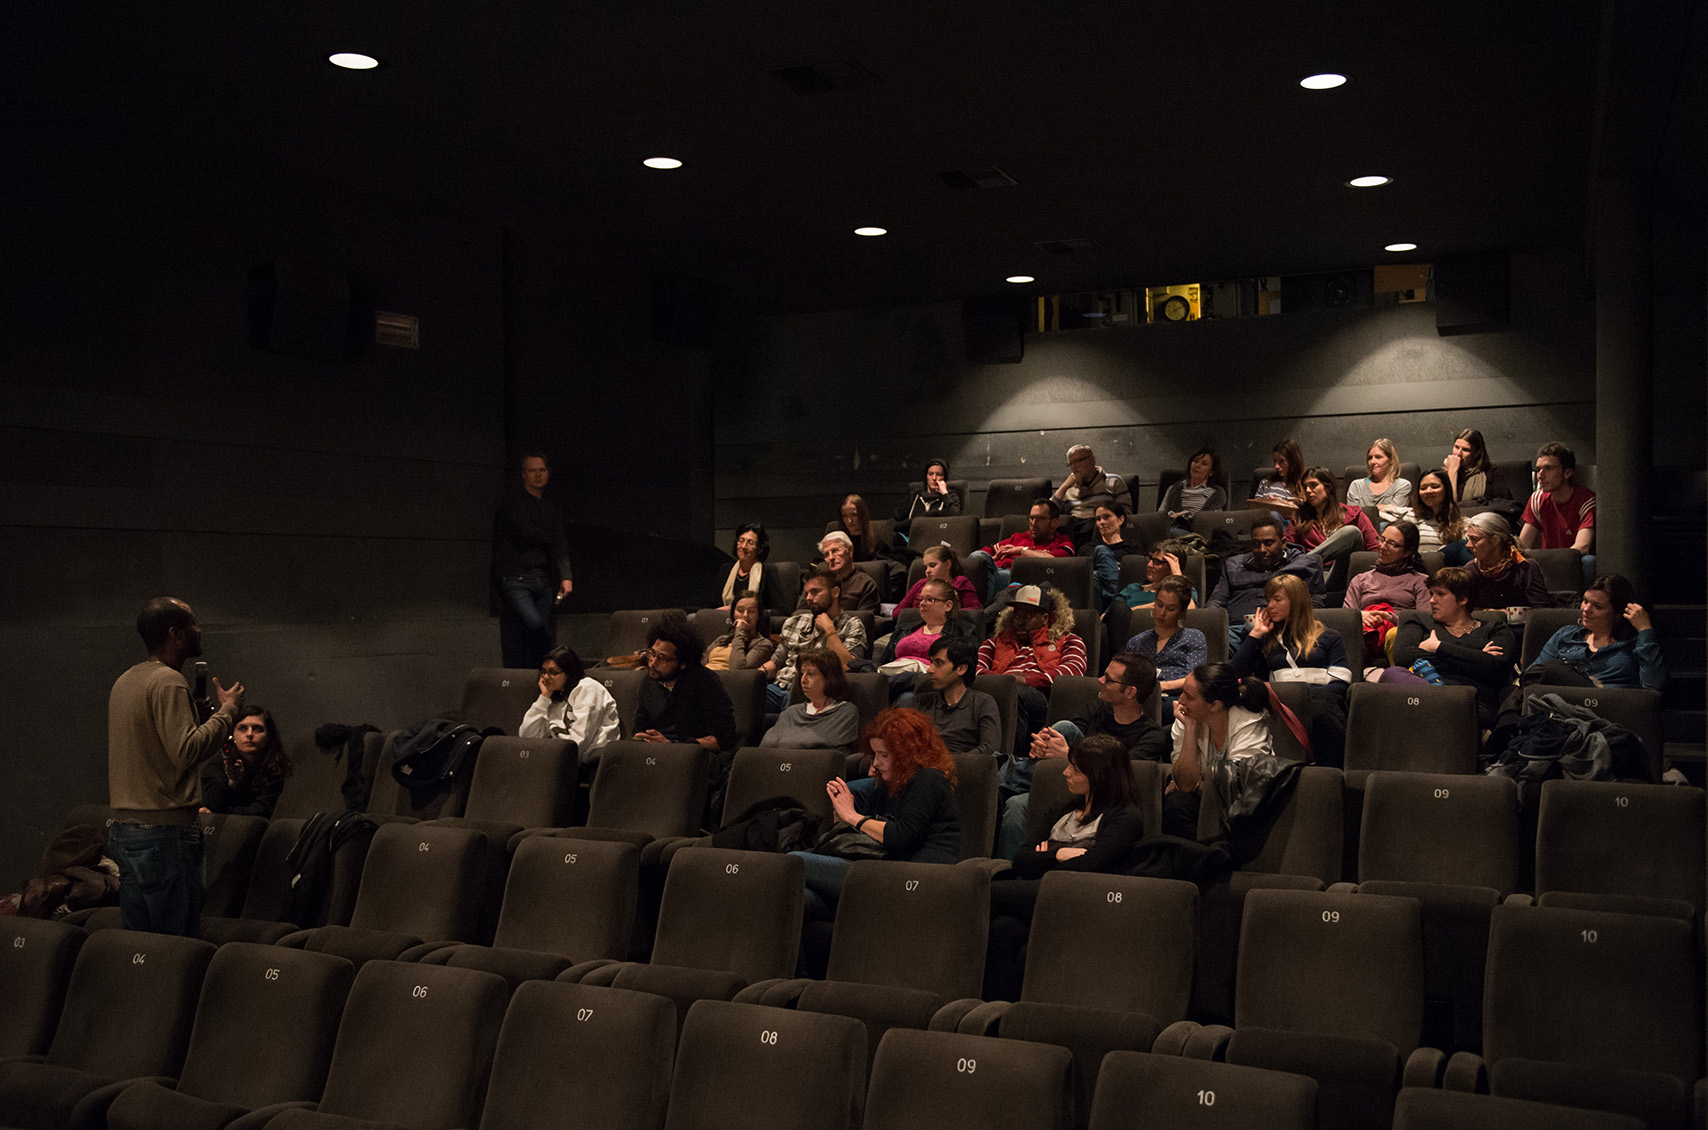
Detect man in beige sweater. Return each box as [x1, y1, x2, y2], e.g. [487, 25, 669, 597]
[107, 597, 244, 935]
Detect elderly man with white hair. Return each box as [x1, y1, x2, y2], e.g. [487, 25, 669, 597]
[817, 529, 880, 613]
[1052, 443, 1126, 548]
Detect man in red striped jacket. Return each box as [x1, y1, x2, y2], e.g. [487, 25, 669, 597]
[976, 584, 1086, 793]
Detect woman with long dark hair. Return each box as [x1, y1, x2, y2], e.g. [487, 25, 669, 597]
[1160, 447, 1228, 531]
[200, 705, 294, 817]
[1526, 573, 1666, 690]
[1164, 662, 1275, 838]
[1442, 427, 1512, 507]
[521, 645, 622, 752]
[1413, 469, 1469, 562]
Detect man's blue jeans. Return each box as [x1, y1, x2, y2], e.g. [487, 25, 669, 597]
[499, 571, 554, 666]
[107, 821, 205, 937]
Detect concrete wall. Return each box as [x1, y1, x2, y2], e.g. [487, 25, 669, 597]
[715, 251, 1602, 564]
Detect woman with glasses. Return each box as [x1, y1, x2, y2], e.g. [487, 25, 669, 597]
[520, 644, 621, 753]
[1464, 512, 1550, 609]
[878, 578, 979, 698]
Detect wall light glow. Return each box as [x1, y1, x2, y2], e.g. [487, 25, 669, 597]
[1348, 175, 1392, 188]
[642, 157, 683, 169]
[854, 227, 888, 237]
[1299, 73, 1347, 90]
[328, 53, 379, 70]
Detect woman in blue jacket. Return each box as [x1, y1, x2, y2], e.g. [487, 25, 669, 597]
[1527, 574, 1666, 690]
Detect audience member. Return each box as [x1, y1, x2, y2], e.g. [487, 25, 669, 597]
[835, 494, 891, 562]
[1052, 443, 1126, 545]
[1346, 438, 1414, 523]
[1384, 566, 1517, 727]
[1159, 447, 1228, 530]
[718, 522, 779, 610]
[108, 597, 244, 936]
[760, 649, 860, 751]
[1464, 512, 1550, 608]
[760, 567, 868, 711]
[1519, 443, 1596, 578]
[1413, 469, 1469, 562]
[1443, 427, 1513, 508]
[816, 531, 880, 613]
[1343, 520, 1431, 662]
[1208, 517, 1326, 646]
[1112, 539, 1198, 609]
[1288, 465, 1379, 576]
[896, 544, 981, 611]
[1526, 573, 1666, 690]
[633, 619, 737, 751]
[1127, 576, 1206, 707]
[894, 458, 962, 524]
[1252, 438, 1306, 519]
[705, 594, 776, 672]
[911, 635, 1003, 759]
[796, 708, 960, 917]
[879, 578, 978, 697]
[995, 650, 1167, 859]
[967, 498, 1075, 602]
[200, 705, 292, 818]
[521, 644, 622, 754]
[493, 452, 574, 668]
[1088, 500, 1144, 611]
[1233, 573, 1353, 695]
[978, 584, 1087, 781]
[1165, 663, 1275, 839]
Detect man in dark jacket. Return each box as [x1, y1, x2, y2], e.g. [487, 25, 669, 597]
[493, 453, 574, 667]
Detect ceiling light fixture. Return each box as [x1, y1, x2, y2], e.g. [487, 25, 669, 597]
[1348, 175, 1392, 188]
[1299, 73, 1347, 90]
[642, 157, 683, 169]
[1384, 242, 1419, 252]
[854, 226, 887, 237]
[327, 53, 379, 70]
[1005, 275, 1035, 284]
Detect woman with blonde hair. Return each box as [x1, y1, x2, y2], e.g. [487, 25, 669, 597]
[1231, 572, 1351, 765]
[1346, 438, 1413, 525]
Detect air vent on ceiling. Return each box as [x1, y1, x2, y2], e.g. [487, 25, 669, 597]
[1033, 237, 1105, 255]
[771, 59, 882, 95]
[937, 166, 1018, 190]
[375, 311, 419, 349]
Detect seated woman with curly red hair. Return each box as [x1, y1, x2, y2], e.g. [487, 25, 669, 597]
[792, 707, 960, 920]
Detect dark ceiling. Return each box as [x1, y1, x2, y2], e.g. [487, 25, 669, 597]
[7, 1, 1704, 314]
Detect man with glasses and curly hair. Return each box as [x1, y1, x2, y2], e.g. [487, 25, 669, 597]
[632, 618, 736, 752]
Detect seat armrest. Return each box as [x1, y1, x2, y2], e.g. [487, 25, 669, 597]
[1327, 881, 1358, 894]
[1183, 1024, 1234, 1060]
[1404, 1047, 1447, 1089]
[273, 929, 312, 948]
[733, 977, 812, 1007]
[71, 1076, 176, 1130]
[1501, 893, 1534, 906]
[928, 998, 988, 1032]
[1152, 1020, 1201, 1056]
[953, 1000, 1012, 1036]
[226, 1100, 317, 1130]
[559, 959, 621, 983]
[399, 941, 454, 963]
[956, 857, 1015, 878]
[1442, 1051, 1487, 1093]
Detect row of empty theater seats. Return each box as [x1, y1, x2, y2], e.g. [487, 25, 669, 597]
[2, 856, 1689, 1130]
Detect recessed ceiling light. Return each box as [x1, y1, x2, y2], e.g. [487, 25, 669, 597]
[1348, 175, 1392, 188]
[1384, 242, 1419, 252]
[1005, 276, 1035, 284]
[642, 157, 683, 170]
[328, 53, 379, 70]
[1299, 73, 1347, 90]
[854, 226, 887, 237]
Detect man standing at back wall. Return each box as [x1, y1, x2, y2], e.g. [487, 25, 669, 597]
[494, 452, 574, 668]
[108, 597, 244, 936]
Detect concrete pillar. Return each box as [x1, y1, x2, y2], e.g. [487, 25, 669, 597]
[1593, 174, 1653, 592]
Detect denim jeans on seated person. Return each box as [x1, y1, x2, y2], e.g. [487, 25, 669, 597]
[994, 719, 1081, 861]
[966, 551, 1011, 603]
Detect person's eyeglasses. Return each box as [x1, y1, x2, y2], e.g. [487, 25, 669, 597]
[642, 648, 678, 663]
[538, 667, 564, 678]
[1098, 673, 1131, 687]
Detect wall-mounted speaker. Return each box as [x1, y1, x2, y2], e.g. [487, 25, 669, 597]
[963, 296, 1025, 363]
[248, 261, 353, 360]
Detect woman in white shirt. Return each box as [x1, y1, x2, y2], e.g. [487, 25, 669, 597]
[1163, 662, 1274, 838]
[519, 646, 622, 758]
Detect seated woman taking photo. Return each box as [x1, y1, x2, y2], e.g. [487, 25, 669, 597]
[1343, 520, 1431, 663]
[521, 645, 623, 754]
[761, 648, 861, 752]
[1089, 500, 1144, 611]
[1526, 573, 1666, 691]
[794, 707, 960, 916]
[705, 592, 775, 672]
[200, 705, 293, 818]
[1346, 438, 1414, 527]
[1384, 566, 1517, 727]
[1413, 469, 1469, 562]
[1160, 447, 1228, 532]
[1287, 466, 1379, 578]
[1126, 575, 1206, 708]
